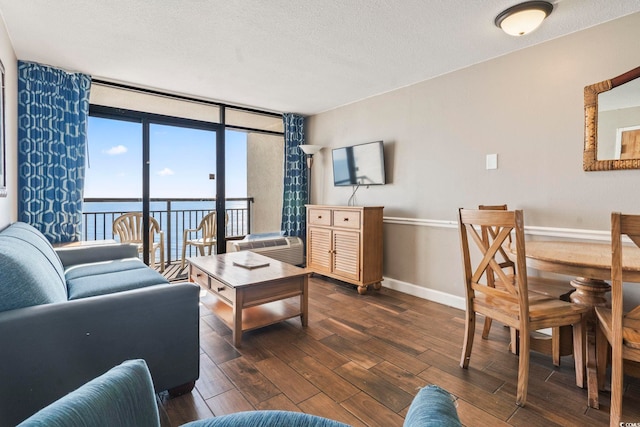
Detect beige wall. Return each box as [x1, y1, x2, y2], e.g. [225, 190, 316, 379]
[247, 132, 284, 233]
[307, 13, 640, 306]
[0, 20, 17, 228]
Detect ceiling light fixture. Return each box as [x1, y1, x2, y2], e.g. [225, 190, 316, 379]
[495, 1, 554, 36]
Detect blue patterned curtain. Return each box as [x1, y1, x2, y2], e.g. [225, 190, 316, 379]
[18, 61, 91, 243]
[281, 113, 307, 238]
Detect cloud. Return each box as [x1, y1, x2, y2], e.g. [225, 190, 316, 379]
[104, 145, 128, 155]
[157, 168, 175, 176]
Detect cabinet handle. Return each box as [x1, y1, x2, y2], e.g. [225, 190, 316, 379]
[343, 218, 349, 221]
[317, 215, 322, 219]
[217, 287, 225, 292]
[196, 273, 202, 277]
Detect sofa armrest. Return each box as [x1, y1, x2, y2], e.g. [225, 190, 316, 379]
[182, 411, 350, 427]
[403, 385, 461, 427]
[0, 282, 200, 426]
[55, 243, 139, 267]
[17, 360, 160, 427]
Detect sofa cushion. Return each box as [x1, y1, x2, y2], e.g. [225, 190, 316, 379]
[56, 243, 139, 268]
[17, 359, 160, 427]
[0, 222, 66, 284]
[66, 266, 169, 300]
[64, 258, 151, 281]
[0, 238, 68, 312]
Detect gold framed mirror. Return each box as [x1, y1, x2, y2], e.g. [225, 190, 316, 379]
[583, 66, 640, 171]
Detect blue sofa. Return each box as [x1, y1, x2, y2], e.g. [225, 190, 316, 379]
[19, 359, 462, 426]
[0, 222, 201, 426]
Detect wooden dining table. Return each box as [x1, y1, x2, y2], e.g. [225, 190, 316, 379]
[513, 240, 640, 409]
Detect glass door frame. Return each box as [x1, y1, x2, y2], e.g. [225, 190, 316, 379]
[89, 105, 225, 264]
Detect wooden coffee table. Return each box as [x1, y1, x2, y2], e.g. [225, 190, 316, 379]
[188, 251, 310, 347]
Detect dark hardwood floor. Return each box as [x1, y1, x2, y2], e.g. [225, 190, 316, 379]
[156, 273, 637, 427]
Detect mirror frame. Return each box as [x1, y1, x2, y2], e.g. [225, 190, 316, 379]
[583, 66, 640, 171]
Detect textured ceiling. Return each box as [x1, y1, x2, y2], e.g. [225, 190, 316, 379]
[1, 1, 639, 115]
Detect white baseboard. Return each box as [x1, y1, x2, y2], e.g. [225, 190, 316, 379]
[381, 277, 552, 335]
[381, 276, 466, 311]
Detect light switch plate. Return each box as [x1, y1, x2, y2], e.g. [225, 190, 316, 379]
[486, 154, 498, 170]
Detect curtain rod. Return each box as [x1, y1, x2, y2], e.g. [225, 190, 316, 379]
[91, 78, 284, 119]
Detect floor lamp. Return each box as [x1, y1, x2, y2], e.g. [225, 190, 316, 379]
[299, 144, 323, 203]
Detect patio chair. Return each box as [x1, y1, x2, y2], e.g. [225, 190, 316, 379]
[458, 208, 588, 406]
[181, 211, 228, 268]
[112, 212, 165, 272]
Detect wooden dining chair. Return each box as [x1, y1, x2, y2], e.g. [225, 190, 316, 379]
[112, 212, 165, 272]
[478, 204, 575, 366]
[595, 212, 640, 427]
[180, 211, 228, 268]
[458, 208, 588, 406]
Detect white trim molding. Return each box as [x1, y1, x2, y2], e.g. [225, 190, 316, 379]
[384, 217, 458, 229]
[383, 216, 610, 241]
[523, 225, 610, 241]
[381, 215, 612, 309]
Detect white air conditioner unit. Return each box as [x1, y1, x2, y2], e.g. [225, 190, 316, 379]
[231, 236, 304, 266]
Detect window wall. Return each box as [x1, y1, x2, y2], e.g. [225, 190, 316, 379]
[84, 82, 284, 267]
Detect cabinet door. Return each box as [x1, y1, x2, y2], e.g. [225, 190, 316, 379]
[308, 227, 332, 273]
[333, 230, 360, 281]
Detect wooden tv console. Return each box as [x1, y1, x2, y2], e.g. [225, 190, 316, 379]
[306, 205, 383, 294]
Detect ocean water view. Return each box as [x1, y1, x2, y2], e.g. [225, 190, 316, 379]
[82, 199, 251, 263]
[82, 118, 253, 264]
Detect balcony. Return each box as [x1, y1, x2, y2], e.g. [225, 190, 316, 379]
[82, 197, 253, 277]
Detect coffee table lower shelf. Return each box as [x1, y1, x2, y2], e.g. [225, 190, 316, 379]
[189, 251, 310, 347]
[206, 294, 304, 341]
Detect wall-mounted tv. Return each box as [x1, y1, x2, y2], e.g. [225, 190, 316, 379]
[332, 141, 386, 186]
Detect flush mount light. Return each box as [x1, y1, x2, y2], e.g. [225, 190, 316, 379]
[495, 1, 554, 36]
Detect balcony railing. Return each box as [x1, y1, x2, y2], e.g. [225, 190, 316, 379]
[82, 197, 253, 264]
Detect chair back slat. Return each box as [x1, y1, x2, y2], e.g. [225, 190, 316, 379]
[627, 234, 640, 249]
[479, 205, 514, 275]
[468, 226, 518, 297]
[619, 215, 640, 236]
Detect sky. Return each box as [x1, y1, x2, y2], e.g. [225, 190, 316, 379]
[84, 117, 247, 199]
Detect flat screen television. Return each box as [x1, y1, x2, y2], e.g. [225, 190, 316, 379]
[332, 141, 386, 186]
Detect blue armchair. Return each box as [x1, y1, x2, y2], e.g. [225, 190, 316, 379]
[18, 359, 462, 427]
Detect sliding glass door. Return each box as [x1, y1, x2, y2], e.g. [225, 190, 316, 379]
[85, 90, 284, 272]
[84, 115, 144, 250]
[86, 109, 225, 270]
[149, 123, 219, 267]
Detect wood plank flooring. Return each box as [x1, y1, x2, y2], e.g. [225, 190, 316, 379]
[156, 273, 638, 426]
